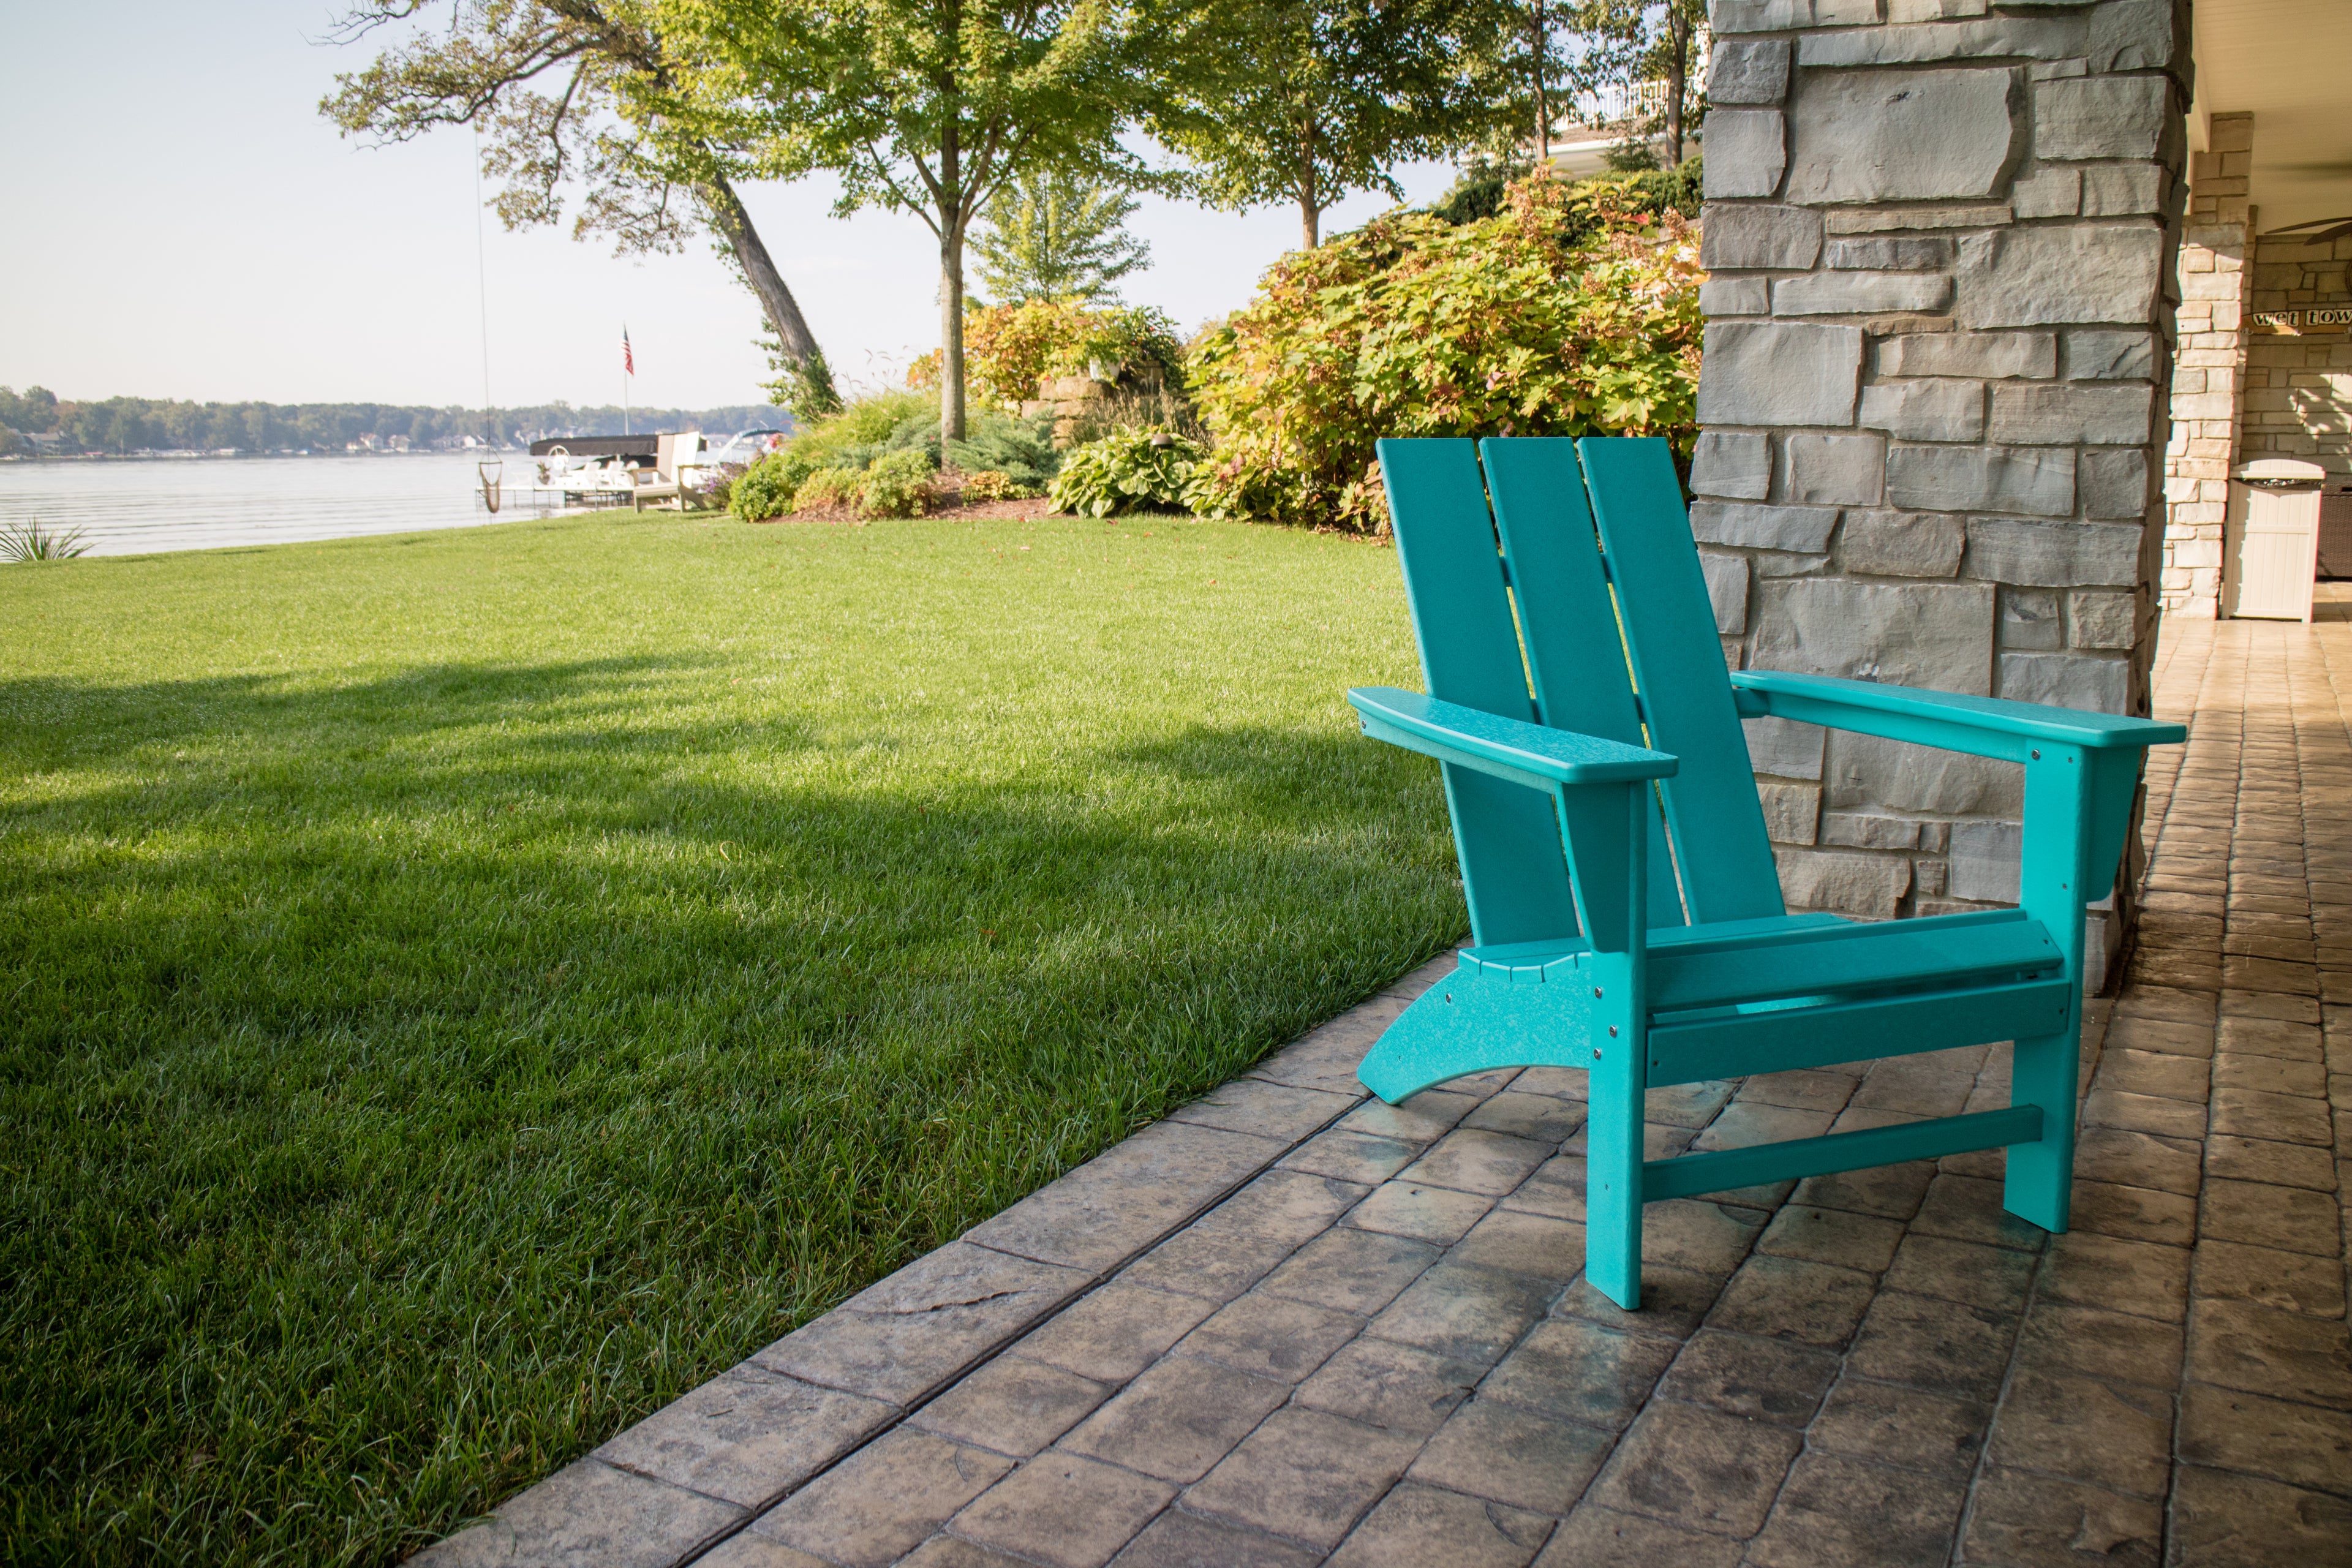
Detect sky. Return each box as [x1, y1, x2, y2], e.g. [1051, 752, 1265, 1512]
[0, 2, 1460, 412]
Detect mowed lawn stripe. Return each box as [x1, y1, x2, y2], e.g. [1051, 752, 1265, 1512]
[0, 508, 1460, 1566]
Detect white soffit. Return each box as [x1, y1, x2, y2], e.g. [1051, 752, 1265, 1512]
[2193, 0, 2352, 232]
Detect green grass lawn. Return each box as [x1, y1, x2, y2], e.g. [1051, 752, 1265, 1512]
[0, 507, 1461, 1565]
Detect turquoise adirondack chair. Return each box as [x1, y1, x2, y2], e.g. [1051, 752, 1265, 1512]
[1350, 436, 2184, 1310]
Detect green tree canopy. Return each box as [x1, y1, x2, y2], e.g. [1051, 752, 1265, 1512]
[971, 171, 1151, 304]
[662, 0, 1150, 442]
[323, 0, 840, 415]
[1559, 0, 1705, 165]
[1145, 0, 1510, 250]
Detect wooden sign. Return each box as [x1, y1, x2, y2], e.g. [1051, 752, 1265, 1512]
[2252, 307, 2352, 333]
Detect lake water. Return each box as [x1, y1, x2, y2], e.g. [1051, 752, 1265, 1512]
[0, 453, 579, 557]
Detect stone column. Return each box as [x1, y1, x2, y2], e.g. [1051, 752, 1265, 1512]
[1694, 0, 2191, 982]
[2160, 111, 2255, 618]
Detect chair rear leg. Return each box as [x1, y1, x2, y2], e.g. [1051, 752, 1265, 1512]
[2002, 1027, 2080, 1232]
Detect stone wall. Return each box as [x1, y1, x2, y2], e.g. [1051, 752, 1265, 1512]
[2241, 232, 2352, 481]
[1695, 0, 2192, 980]
[2159, 111, 2253, 618]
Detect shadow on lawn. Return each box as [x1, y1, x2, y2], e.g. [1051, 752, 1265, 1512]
[1, 654, 1463, 1567]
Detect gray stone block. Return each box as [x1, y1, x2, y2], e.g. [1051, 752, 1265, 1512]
[1776, 846, 1912, 919]
[2011, 167, 2081, 219]
[1948, 820, 2022, 903]
[1798, 17, 2087, 67]
[1705, 111, 1789, 200]
[1842, 510, 1967, 577]
[1826, 202, 2015, 233]
[2082, 164, 2165, 217]
[2000, 587, 2063, 650]
[2067, 330, 2158, 380]
[1710, 37, 1793, 104]
[1753, 550, 1833, 578]
[2078, 448, 2151, 519]
[1774, 271, 1954, 315]
[1986, 383, 2156, 445]
[1825, 236, 1954, 270]
[1880, 332, 2056, 379]
[1711, 0, 1812, 29]
[1702, 205, 1825, 270]
[1744, 715, 1827, 780]
[1759, 782, 1822, 845]
[1700, 277, 1773, 317]
[1785, 68, 2022, 204]
[2088, 0, 2180, 72]
[1785, 433, 1887, 505]
[1689, 501, 1841, 552]
[1698, 322, 1865, 428]
[1828, 731, 2023, 815]
[1860, 380, 1986, 442]
[1891, 0, 1989, 20]
[1692, 431, 1773, 501]
[1751, 578, 1996, 694]
[2035, 77, 2168, 161]
[2000, 651, 2130, 714]
[1813, 0, 1882, 21]
[1820, 812, 1927, 850]
[1964, 516, 2141, 587]
[2068, 590, 2136, 649]
[1702, 551, 1751, 635]
[1954, 224, 2166, 328]
[1887, 444, 2075, 517]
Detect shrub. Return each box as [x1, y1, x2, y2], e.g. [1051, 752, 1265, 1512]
[1047, 428, 1205, 518]
[788, 467, 861, 513]
[1186, 168, 1703, 531]
[959, 470, 1023, 503]
[944, 412, 1060, 494]
[729, 454, 801, 521]
[854, 449, 935, 518]
[910, 302, 1186, 408]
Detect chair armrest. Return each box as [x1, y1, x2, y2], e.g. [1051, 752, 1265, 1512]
[1732, 670, 2185, 763]
[1347, 687, 1678, 790]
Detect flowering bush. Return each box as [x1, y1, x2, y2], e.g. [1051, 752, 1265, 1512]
[910, 302, 1186, 408]
[1186, 169, 1703, 531]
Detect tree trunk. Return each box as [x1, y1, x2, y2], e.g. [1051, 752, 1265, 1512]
[1298, 114, 1319, 249]
[698, 173, 839, 413]
[938, 118, 968, 443]
[941, 220, 968, 443]
[1531, 1, 1549, 161]
[1664, 3, 1690, 165]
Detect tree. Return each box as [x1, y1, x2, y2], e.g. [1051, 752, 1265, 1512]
[323, 1, 842, 415]
[1145, 0, 1508, 251]
[663, 0, 1149, 443]
[971, 171, 1150, 304]
[1561, 0, 1704, 166]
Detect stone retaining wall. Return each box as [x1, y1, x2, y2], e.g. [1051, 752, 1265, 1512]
[1696, 0, 2192, 973]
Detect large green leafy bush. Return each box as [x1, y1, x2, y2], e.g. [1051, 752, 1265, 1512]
[729, 392, 1061, 519]
[1187, 170, 1703, 530]
[1047, 428, 1206, 517]
[911, 301, 1186, 408]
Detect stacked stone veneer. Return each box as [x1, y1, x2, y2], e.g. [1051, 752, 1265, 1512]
[2242, 231, 2352, 480]
[2158, 111, 2254, 617]
[1694, 0, 2190, 978]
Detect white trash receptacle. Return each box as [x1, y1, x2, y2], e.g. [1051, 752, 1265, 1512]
[2223, 458, 2326, 622]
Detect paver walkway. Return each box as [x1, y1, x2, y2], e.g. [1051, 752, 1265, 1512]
[424, 611, 2352, 1568]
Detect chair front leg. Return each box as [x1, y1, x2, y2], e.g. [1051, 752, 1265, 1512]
[1555, 780, 1651, 1310]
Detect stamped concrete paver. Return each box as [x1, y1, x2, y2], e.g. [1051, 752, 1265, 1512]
[417, 614, 2352, 1568]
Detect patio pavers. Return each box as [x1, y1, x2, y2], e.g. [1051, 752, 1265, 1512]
[419, 612, 2352, 1567]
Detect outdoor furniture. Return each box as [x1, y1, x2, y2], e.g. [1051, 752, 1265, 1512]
[631, 431, 709, 512]
[1348, 436, 2185, 1310]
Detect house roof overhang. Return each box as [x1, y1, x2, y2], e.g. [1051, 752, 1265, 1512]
[2189, 0, 2352, 232]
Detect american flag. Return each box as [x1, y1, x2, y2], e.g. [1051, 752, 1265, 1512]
[622, 327, 635, 377]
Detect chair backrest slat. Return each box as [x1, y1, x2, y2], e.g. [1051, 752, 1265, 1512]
[1480, 439, 1687, 927]
[1575, 437, 1785, 924]
[1377, 439, 1581, 946]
